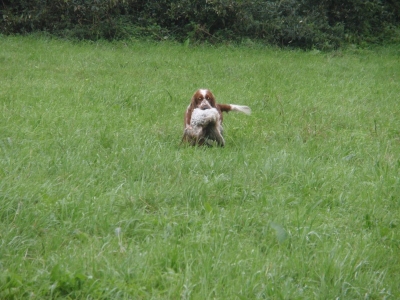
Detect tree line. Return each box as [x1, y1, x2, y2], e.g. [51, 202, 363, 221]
[1, 0, 399, 49]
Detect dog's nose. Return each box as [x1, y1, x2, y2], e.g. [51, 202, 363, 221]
[200, 100, 211, 110]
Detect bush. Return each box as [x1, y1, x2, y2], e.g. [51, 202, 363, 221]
[1, 0, 399, 48]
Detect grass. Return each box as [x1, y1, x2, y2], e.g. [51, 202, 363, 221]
[0, 35, 399, 299]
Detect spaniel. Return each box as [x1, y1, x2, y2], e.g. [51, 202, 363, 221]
[182, 89, 251, 146]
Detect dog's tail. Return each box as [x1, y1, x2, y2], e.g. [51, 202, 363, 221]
[218, 104, 251, 115]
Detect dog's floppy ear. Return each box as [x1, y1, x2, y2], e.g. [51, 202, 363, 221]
[189, 93, 197, 110]
[205, 90, 217, 107]
[185, 92, 197, 127]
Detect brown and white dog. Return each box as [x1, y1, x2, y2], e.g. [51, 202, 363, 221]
[182, 89, 251, 146]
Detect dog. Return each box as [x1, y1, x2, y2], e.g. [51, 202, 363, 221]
[182, 89, 251, 146]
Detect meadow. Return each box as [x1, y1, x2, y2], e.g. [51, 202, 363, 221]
[0, 36, 399, 299]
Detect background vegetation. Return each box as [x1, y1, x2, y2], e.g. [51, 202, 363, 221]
[0, 35, 399, 298]
[1, 0, 400, 49]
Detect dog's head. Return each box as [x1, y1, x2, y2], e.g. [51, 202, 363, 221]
[190, 89, 216, 111]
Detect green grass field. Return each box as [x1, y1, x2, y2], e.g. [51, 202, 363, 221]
[1, 36, 399, 299]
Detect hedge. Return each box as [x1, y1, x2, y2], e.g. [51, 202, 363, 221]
[1, 0, 399, 49]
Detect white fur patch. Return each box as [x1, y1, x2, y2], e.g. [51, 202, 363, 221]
[199, 89, 208, 97]
[191, 108, 219, 127]
[230, 104, 251, 115]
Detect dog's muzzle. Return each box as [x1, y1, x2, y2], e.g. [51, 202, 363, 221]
[200, 100, 212, 110]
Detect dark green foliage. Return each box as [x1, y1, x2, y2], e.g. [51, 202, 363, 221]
[1, 0, 399, 48]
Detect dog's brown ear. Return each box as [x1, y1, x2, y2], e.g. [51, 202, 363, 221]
[205, 90, 217, 107]
[185, 94, 197, 126]
[189, 94, 197, 110]
[185, 92, 198, 126]
[185, 109, 192, 127]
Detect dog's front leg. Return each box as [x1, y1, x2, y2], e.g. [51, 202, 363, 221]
[205, 125, 225, 147]
[182, 126, 204, 146]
